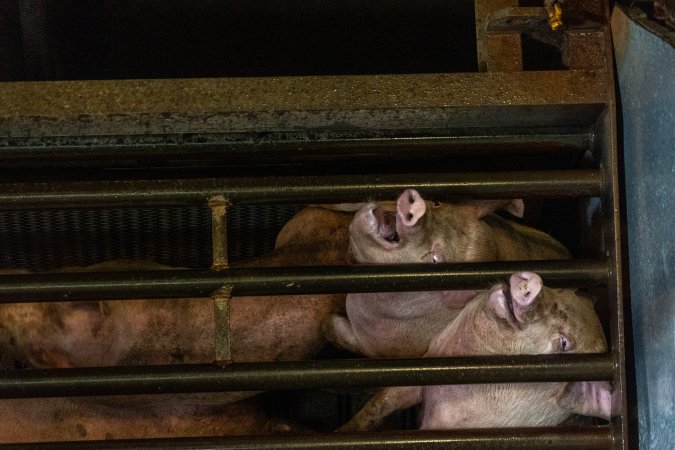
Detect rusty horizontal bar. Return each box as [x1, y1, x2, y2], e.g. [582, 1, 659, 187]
[0, 427, 613, 449]
[0, 259, 608, 303]
[0, 170, 603, 208]
[0, 354, 613, 399]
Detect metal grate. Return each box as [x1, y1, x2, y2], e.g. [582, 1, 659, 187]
[0, 205, 302, 271]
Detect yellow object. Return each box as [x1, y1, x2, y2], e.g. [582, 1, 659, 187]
[548, 3, 563, 30]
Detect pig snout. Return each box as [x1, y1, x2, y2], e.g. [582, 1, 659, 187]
[489, 272, 543, 325]
[510, 272, 542, 307]
[396, 189, 427, 229]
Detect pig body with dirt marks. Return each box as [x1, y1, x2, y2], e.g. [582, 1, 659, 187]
[322, 189, 571, 358]
[0, 206, 353, 442]
[0, 396, 299, 443]
[339, 272, 612, 431]
[0, 206, 353, 369]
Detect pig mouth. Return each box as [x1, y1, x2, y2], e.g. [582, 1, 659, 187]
[494, 284, 521, 329]
[372, 207, 400, 245]
[501, 285, 522, 328]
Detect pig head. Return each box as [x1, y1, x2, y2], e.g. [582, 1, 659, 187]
[339, 272, 613, 431]
[322, 189, 570, 358]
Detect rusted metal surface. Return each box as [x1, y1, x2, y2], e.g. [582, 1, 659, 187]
[0, 259, 608, 303]
[0, 427, 613, 450]
[475, 0, 517, 72]
[212, 285, 233, 365]
[0, 71, 609, 138]
[563, 29, 608, 70]
[209, 196, 233, 364]
[0, 354, 614, 398]
[486, 31, 523, 72]
[209, 196, 229, 270]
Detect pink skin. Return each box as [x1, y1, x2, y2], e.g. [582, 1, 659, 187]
[339, 273, 612, 431]
[0, 206, 354, 441]
[0, 396, 300, 443]
[322, 189, 568, 358]
[0, 207, 354, 369]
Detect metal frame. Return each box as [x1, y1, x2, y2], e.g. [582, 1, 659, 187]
[0, 1, 627, 448]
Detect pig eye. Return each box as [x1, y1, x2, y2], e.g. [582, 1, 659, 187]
[432, 201, 441, 208]
[558, 335, 571, 352]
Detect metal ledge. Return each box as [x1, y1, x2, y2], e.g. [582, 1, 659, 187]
[0, 427, 612, 450]
[0, 259, 608, 303]
[0, 170, 603, 208]
[0, 72, 608, 138]
[0, 354, 613, 399]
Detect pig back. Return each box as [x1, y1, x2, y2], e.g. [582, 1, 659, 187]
[1, 206, 354, 368]
[0, 395, 300, 443]
[231, 206, 353, 362]
[482, 215, 571, 260]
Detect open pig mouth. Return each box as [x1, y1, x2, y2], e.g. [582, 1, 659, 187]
[372, 206, 400, 244]
[501, 285, 522, 329]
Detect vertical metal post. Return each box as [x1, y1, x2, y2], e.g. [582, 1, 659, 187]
[209, 195, 229, 271]
[209, 196, 232, 365]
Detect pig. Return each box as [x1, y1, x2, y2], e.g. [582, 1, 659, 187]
[338, 272, 612, 431]
[0, 395, 300, 443]
[0, 205, 353, 370]
[322, 189, 571, 358]
[0, 206, 353, 441]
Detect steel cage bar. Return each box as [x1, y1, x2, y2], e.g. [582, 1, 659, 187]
[0, 354, 613, 399]
[0, 427, 613, 450]
[0, 170, 603, 208]
[0, 259, 608, 303]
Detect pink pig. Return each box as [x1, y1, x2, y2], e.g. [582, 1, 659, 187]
[339, 272, 612, 431]
[323, 189, 571, 358]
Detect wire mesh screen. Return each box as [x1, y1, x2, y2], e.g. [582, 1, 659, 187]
[0, 204, 303, 271]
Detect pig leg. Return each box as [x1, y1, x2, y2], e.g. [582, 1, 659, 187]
[557, 381, 614, 420]
[321, 314, 363, 354]
[338, 386, 422, 432]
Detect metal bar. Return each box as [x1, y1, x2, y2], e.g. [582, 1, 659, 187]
[212, 286, 233, 365]
[0, 259, 608, 303]
[0, 427, 612, 450]
[0, 170, 603, 208]
[209, 196, 230, 270]
[208, 196, 233, 364]
[0, 134, 590, 165]
[0, 354, 613, 399]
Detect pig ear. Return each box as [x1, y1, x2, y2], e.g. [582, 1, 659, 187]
[468, 200, 525, 219]
[557, 381, 614, 420]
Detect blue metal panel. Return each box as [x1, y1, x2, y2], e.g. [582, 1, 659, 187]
[612, 7, 675, 450]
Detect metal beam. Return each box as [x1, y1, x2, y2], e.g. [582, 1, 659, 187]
[0, 427, 612, 450]
[0, 354, 613, 399]
[0, 170, 603, 208]
[0, 259, 608, 303]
